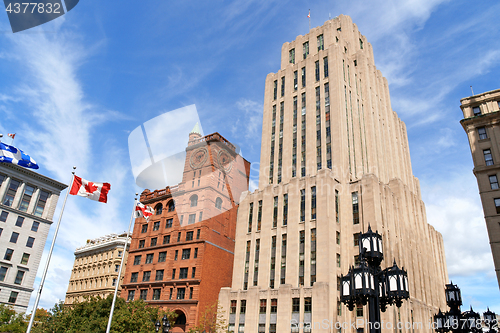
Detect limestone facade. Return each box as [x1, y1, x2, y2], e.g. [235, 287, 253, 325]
[219, 15, 448, 333]
[64, 233, 130, 305]
[460, 89, 500, 287]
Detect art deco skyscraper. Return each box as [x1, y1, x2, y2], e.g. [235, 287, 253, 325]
[219, 15, 448, 333]
[460, 89, 500, 287]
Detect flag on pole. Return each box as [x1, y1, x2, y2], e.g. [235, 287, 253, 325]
[0, 142, 39, 169]
[307, 9, 310, 18]
[135, 202, 154, 220]
[7, 133, 15, 139]
[69, 175, 110, 203]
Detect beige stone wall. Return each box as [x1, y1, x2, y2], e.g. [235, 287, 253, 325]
[460, 89, 500, 286]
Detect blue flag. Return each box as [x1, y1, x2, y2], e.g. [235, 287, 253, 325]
[0, 142, 39, 169]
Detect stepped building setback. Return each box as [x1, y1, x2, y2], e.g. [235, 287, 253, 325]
[0, 163, 66, 313]
[460, 88, 500, 287]
[219, 15, 448, 333]
[64, 233, 130, 305]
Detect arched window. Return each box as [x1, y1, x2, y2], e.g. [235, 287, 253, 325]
[155, 204, 163, 215]
[168, 200, 175, 212]
[190, 195, 198, 207]
[215, 197, 222, 210]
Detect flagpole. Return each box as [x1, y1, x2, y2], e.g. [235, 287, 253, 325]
[309, 9, 311, 31]
[26, 166, 76, 333]
[105, 193, 138, 333]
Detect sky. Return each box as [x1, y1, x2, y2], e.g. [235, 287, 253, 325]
[0, 0, 499, 315]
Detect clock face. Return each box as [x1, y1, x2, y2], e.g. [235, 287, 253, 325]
[217, 149, 233, 173]
[189, 147, 208, 169]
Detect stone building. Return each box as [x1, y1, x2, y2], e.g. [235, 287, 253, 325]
[219, 15, 448, 333]
[120, 128, 250, 332]
[460, 88, 500, 287]
[0, 163, 66, 313]
[64, 233, 130, 305]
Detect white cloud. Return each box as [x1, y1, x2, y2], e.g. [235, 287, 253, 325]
[235, 99, 263, 140]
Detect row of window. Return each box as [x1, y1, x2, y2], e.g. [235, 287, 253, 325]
[130, 266, 196, 283]
[0, 212, 40, 230]
[0, 230, 35, 247]
[472, 102, 500, 116]
[288, 34, 325, 65]
[70, 277, 117, 290]
[75, 250, 122, 266]
[0, 174, 50, 217]
[73, 263, 121, 278]
[137, 229, 201, 249]
[133, 247, 199, 267]
[0, 266, 27, 285]
[128, 286, 194, 301]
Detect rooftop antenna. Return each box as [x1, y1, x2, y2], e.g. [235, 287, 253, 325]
[470, 86, 474, 96]
[329, 13, 331, 19]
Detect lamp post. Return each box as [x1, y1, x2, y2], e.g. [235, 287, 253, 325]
[340, 225, 409, 333]
[155, 314, 171, 333]
[433, 283, 498, 333]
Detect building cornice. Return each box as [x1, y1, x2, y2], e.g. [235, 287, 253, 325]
[0, 163, 67, 192]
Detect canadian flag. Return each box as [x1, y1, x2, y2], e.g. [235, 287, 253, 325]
[7, 133, 15, 139]
[69, 175, 111, 203]
[135, 202, 154, 220]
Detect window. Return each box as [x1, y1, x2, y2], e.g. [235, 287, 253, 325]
[303, 41, 309, 59]
[140, 289, 147, 300]
[289, 48, 295, 64]
[112, 278, 117, 286]
[0, 211, 8, 222]
[118, 251, 122, 257]
[143, 271, 151, 282]
[172, 268, 176, 279]
[190, 195, 198, 207]
[272, 196, 278, 228]
[490, 175, 499, 190]
[354, 233, 360, 246]
[153, 288, 161, 300]
[248, 202, 253, 232]
[167, 200, 175, 212]
[158, 251, 167, 262]
[166, 218, 173, 228]
[15, 216, 24, 227]
[271, 299, 277, 313]
[354, 255, 360, 267]
[300, 189, 305, 222]
[10, 232, 19, 243]
[0, 227, 2, 236]
[311, 186, 316, 219]
[182, 249, 191, 260]
[179, 267, 188, 279]
[3, 179, 20, 207]
[335, 190, 339, 223]
[301, 67, 306, 88]
[215, 197, 222, 209]
[292, 298, 300, 312]
[174, 250, 178, 260]
[20, 253, 30, 265]
[336, 231, 340, 245]
[127, 290, 135, 300]
[337, 254, 341, 267]
[324, 57, 329, 77]
[0, 266, 7, 281]
[352, 192, 359, 224]
[478, 127, 487, 140]
[163, 235, 170, 244]
[4, 248, 14, 260]
[186, 231, 193, 241]
[196, 229, 200, 239]
[192, 267, 196, 278]
[115, 264, 120, 272]
[141, 224, 148, 233]
[138, 240, 145, 248]
[257, 200, 262, 231]
[133, 255, 141, 265]
[155, 269, 164, 281]
[473, 106, 481, 116]
[177, 287, 185, 299]
[31, 221, 40, 232]
[294, 71, 298, 90]
[484, 149, 494, 166]
[230, 300, 237, 314]
[34, 190, 50, 217]
[281, 76, 285, 97]
[177, 232, 181, 242]
[273, 80, 277, 100]
[188, 214, 196, 224]
[315, 61, 320, 81]
[240, 300, 246, 313]
[194, 248, 198, 258]
[169, 288, 173, 299]
[8, 291, 18, 304]
[19, 185, 35, 212]
[304, 297, 312, 312]
[495, 198, 500, 214]
[155, 204, 162, 215]
[146, 254, 154, 264]
[130, 272, 138, 282]
[153, 221, 160, 231]
[356, 304, 363, 317]
[260, 299, 267, 313]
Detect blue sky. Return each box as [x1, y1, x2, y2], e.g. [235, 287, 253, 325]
[0, 0, 499, 314]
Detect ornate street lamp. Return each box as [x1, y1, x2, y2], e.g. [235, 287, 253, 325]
[445, 282, 462, 308]
[462, 307, 481, 333]
[340, 225, 409, 333]
[434, 309, 446, 333]
[155, 315, 171, 333]
[483, 308, 498, 333]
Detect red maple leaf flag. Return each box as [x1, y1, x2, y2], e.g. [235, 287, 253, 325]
[69, 175, 111, 203]
[135, 202, 154, 220]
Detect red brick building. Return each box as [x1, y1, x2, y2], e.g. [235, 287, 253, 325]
[120, 128, 250, 332]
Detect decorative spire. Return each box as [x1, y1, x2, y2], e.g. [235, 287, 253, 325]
[190, 122, 201, 135]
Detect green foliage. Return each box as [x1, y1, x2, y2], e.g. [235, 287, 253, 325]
[188, 302, 228, 333]
[0, 304, 28, 333]
[30, 295, 177, 333]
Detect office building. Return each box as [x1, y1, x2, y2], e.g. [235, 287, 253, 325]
[64, 233, 130, 305]
[0, 163, 66, 313]
[219, 15, 448, 333]
[460, 88, 500, 287]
